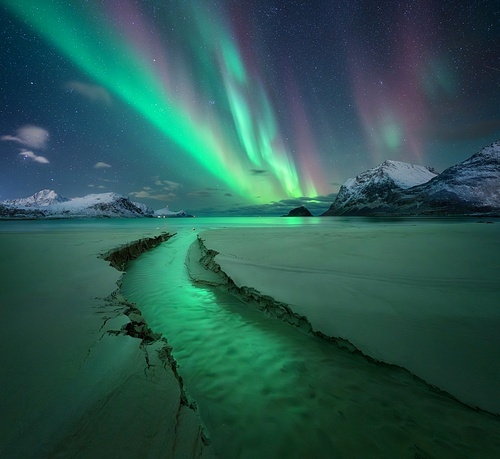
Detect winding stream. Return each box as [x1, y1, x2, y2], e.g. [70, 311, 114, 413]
[121, 226, 500, 458]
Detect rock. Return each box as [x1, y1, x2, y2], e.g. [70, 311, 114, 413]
[284, 205, 313, 217]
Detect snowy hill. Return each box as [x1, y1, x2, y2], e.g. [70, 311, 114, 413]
[323, 160, 437, 215]
[323, 141, 500, 216]
[1, 190, 153, 219]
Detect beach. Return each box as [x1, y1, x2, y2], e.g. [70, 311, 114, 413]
[0, 220, 213, 458]
[121, 217, 500, 458]
[1, 217, 500, 458]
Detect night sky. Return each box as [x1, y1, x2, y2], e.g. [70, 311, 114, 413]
[0, 0, 498, 215]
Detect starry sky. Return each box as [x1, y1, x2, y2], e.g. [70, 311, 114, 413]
[0, 0, 498, 216]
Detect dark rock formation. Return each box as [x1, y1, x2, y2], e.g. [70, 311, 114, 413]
[284, 205, 313, 217]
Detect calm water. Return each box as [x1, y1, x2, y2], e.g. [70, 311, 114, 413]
[120, 217, 500, 458]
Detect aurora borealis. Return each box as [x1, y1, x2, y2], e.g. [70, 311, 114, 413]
[0, 0, 499, 215]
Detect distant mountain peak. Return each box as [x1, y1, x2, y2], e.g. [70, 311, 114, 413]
[322, 140, 500, 216]
[154, 206, 193, 218]
[3, 189, 70, 207]
[324, 159, 437, 216]
[1, 190, 152, 219]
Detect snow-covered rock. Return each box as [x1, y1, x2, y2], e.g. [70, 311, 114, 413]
[323, 160, 437, 215]
[1, 191, 152, 219]
[0, 202, 46, 219]
[131, 201, 154, 216]
[323, 141, 500, 216]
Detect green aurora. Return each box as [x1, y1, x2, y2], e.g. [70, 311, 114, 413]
[2, 0, 320, 202]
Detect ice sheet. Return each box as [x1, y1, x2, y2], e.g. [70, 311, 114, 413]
[198, 221, 500, 414]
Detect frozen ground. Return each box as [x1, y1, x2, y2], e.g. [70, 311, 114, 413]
[0, 220, 213, 458]
[121, 220, 500, 458]
[198, 220, 500, 415]
[2, 217, 499, 458]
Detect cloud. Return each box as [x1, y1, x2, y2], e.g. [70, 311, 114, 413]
[153, 178, 183, 191]
[18, 149, 50, 164]
[188, 190, 213, 198]
[250, 169, 267, 175]
[94, 161, 112, 169]
[65, 81, 112, 105]
[129, 179, 184, 202]
[1, 125, 49, 149]
[129, 190, 175, 201]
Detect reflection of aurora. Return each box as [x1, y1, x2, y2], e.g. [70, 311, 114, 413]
[3, 0, 326, 202]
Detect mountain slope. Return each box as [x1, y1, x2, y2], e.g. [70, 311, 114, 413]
[323, 160, 437, 216]
[395, 141, 500, 215]
[323, 141, 500, 216]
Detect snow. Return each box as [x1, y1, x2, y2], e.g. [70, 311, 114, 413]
[326, 140, 500, 215]
[341, 160, 436, 191]
[0, 221, 213, 457]
[3, 189, 70, 207]
[1, 191, 150, 218]
[379, 160, 437, 188]
[198, 221, 500, 414]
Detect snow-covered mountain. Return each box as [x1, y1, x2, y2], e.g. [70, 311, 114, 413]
[3, 189, 70, 207]
[1, 191, 153, 219]
[154, 205, 193, 218]
[323, 141, 500, 216]
[395, 141, 500, 215]
[323, 160, 437, 215]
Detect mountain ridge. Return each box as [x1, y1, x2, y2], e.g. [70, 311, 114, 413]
[323, 140, 500, 216]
